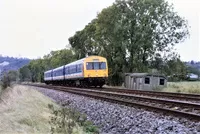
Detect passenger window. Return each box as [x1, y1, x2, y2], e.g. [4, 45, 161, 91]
[76, 65, 78, 73]
[78, 64, 82, 72]
[145, 77, 150, 84]
[65, 67, 68, 75]
[160, 79, 165, 85]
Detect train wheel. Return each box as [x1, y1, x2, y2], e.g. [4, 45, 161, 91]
[99, 84, 103, 88]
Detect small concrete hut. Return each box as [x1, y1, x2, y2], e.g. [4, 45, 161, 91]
[124, 73, 167, 90]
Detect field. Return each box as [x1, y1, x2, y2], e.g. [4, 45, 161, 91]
[0, 85, 84, 134]
[163, 81, 200, 94]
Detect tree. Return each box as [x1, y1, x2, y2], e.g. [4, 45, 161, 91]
[69, 0, 189, 85]
[115, 0, 188, 72]
[20, 0, 189, 85]
[19, 66, 32, 81]
[19, 49, 76, 83]
[1, 70, 20, 89]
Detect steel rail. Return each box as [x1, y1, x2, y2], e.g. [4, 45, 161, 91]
[27, 84, 200, 121]
[95, 87, 200, 101]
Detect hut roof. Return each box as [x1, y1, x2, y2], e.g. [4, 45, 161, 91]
[125, 73, 166, 79]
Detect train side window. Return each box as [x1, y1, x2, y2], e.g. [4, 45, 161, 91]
[160, 79, 165, 85]
[57, 70, 59, 76]
[73, 65, 76, 73]
[80, 64, 82, 72]
[46, 73, 50, 77]
[59, 69, 62, 76]
[77, 64, 80, 72]
[70, 66, 73, 74]
[65, 67, 68, 75]
[72, 65, 75, 73]
[68, 67, 71, 74]
[67, 67, 69, 74]
[70, 66, 72, 74]
[77, 64, 81, 72]
[145, 77, 150, 84]
[71, 66, 73, 73]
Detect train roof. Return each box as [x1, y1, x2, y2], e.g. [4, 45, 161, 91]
[44, 55, 106, 73]
[44, 70, 52, 74]
[64, 55, 106, 66]
[53, 66, 65, 71]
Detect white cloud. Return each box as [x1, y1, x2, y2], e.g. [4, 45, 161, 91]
[167, 0, 200, 61]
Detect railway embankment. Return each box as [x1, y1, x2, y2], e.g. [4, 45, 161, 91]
[0, 85, 92, 134]
[33, 86, 200, 134]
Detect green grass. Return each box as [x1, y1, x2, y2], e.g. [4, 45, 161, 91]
[0, 85, 85, 134]
[163, 81, 200, 94]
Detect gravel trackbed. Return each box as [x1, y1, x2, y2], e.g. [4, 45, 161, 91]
[33, 86, 200, 134]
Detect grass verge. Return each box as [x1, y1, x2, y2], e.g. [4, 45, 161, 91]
[163, 81, 200, 94]
[0, 85, 60, 133]
[0, 85, 91, 134]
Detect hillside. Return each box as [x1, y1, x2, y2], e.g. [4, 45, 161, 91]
[0, 56, 30, 75]
[185, 61, 200, 71]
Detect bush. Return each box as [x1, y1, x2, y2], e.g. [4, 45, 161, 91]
[48, 104, 99, 134]
[1, 74, 11, 90]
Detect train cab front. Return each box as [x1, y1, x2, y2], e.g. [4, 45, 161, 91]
[84, 56, 108, 87]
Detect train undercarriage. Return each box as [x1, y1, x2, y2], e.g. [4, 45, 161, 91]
[45, 77, 107, 88]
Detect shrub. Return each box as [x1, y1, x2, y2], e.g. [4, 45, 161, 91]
[1, 74, 11, 90]
[48, 104, 99, 134]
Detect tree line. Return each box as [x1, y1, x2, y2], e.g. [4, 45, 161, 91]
[9, 0, 192, 85]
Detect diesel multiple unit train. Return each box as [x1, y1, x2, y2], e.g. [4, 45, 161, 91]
[44, 56, 108, 87]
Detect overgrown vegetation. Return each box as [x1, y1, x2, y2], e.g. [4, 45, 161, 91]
[0, 85, 60, 133]
[163, 82, 200, 94]
[19, 0, 189, 85]
[48, 104, 99, 134]
[0, 70, 19, 90]
[0, 85, 95, 134]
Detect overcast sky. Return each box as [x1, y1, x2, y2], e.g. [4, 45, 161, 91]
[0, 0, 199, 61]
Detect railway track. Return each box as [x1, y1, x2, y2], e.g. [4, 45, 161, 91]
[95, 87, 200, 102]
[26, 84, 200, 121]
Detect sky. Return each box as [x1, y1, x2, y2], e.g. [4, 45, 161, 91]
[0, 0, 199, 61]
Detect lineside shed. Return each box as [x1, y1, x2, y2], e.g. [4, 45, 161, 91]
[124, 73, 167, 90]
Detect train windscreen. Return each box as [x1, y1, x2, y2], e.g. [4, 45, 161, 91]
[86, 62, 106, 70]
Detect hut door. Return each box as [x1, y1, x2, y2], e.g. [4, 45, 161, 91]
[133, 78, 136, 90]
[139, 78, 143, 90]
